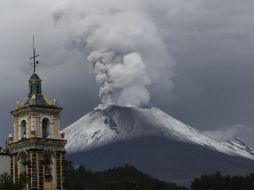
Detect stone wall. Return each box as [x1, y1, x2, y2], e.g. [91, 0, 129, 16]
[0, 154, 11, 174]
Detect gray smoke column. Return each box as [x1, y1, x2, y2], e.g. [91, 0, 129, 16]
[87, 49, 151, 107]
[53, 0, 175, 107]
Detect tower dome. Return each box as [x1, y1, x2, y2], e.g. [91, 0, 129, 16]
[25, 73, 48, 106]
[30, 73, 40, 80]
[29, 73, 42, 95]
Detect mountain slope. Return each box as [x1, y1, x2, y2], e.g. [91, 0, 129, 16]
[64, 105, 254, 159]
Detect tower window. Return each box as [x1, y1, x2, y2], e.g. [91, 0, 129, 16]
[43, 152, 54, 182]
[42, 118, 50, 138]
[19, 152, 28, 175]
[21, 120, 27, 139]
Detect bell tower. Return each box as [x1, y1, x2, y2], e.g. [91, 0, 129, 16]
[8, 37, 67, 190]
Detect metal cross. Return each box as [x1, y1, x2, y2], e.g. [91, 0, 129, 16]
[30, 35, 39, 73]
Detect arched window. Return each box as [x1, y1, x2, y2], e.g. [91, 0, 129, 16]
[43, 151, 54, 182]
[42, 118, 50, 138]
[19, 152, 28, 175]
[21, 120, 27, 139]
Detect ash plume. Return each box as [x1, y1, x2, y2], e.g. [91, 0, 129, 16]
[87, 50, 151, 107]
[53, 0, 175, 107]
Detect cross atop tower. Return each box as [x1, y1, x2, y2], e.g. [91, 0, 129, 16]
[30, 35, 39, 73]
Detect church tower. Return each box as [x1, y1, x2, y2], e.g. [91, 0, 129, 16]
[8, 38, 67, 190]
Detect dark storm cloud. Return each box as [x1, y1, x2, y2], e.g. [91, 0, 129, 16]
[0, 0, 254, 147]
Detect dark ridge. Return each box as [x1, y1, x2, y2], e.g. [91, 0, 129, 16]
[64, 161, 188, 190]
[67, 136, 254, 186]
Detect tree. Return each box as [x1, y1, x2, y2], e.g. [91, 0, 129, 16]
[0, 173, 27, 190]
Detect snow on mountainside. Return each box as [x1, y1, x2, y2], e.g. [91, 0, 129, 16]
[64, 105, 254, 160]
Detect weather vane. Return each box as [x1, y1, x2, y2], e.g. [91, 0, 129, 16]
[30, 35, 39, 74]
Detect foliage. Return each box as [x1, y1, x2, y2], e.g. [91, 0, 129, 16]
[64, 161, 254, 190]
[191, 172, 254, 190]
[0, 173, 27, 190]
[64, 161, 188, 190]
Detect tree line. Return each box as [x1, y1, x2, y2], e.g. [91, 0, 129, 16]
[1, 161, 254, 190]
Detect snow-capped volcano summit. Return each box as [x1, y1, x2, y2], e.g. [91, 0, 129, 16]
[64, 105, 254, 184]
[64, 105, 254, 159]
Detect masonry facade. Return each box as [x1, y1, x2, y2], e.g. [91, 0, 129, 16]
[8, 73, 66, 190]
[0, 152, 10, 175]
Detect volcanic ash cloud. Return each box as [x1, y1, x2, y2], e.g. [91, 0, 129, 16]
[53, 0, 175, 107]
[87, 49, 151, 107]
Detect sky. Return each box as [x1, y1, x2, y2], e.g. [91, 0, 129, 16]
[0, 0, 254, 147]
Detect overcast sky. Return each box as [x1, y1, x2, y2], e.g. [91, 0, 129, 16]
[0, 0, 254, 147]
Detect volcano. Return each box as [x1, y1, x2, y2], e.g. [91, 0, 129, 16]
[63, 105, 254, 185]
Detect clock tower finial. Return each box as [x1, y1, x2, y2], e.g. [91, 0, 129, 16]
[30, 35, 39, 74]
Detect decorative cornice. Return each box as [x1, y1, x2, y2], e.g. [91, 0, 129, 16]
[11, 105, 63, 117]
[9, 137, 66, 154]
